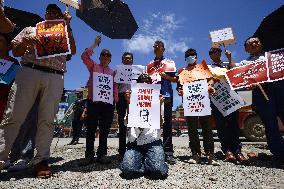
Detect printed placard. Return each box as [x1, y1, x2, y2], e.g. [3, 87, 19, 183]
[58, 0, 79, 9]
[147, 59, 176, 75]
[266, 48, 284, 82]
[225, 59, 268, 90]
[179, 60, 213, 85]
[210, 78, 245, 116]
[128, 83, 161, 129]
[0, 64, 21, 85]
[183, 79, 211, 116]
[208, 65, 228, 79]
[114, 65, 145, 84]
[0, 59, 13, 74]
[210, 27, 236, 47]
[35, 20, 71, 59]
[93, 72, 113, 104]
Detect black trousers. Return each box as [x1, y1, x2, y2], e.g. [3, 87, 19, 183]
[163, 97, 174, 154]
[116, 92, 128, 156]
[85, 100, 114, 158]
[71, 120, 83, 141]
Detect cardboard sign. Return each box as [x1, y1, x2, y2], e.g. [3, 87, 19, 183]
[267, 48, 284, 82]
[128, 83, 161, 129]
[225, 59, 268, 90]
[210, 27, 236, 47]
[210, 78, 245, 116]
[0, 64, 21, 85]
[0, 59, 13, 74]
[147, 59, 176, 76]
[58, 0, 79, 9]
[179, 60, 213, 85]
[35, 20, 71, 59]
[93, 72, 113, 104]
[183, 79, 211, 116]
[114, 65, 145, 84]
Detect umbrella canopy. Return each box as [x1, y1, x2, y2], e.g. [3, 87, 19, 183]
[253, 5, 284, 51]
[4, 6, 44, 37]
[76, 0, 138, 39]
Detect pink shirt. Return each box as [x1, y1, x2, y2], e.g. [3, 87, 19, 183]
[81, 48, 118, 103]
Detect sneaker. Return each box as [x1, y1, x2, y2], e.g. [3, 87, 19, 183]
[165, 155, 176, 165]
[34, 161, 52, 178]
[207, 153, 221, 166]
[188, 153, 201, 164]
[97, 155, 111, 164]
[8, 159, 30, 172]
[0, 160, 11, 170]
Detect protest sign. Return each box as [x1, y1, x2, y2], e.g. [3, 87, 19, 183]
[210, 78, 245, 116]
[35, 20, 71, 59]
[0, 59, 13, 74]
[128, 83, 161, 129]
[266, 48, 284, 82]
[147, 59, 176, 76]
[179, 60, 213, 85]
[93, 72, 113, 104]
[0, 63, 21, 85]
[208, 65, 228, 79]
[114, 65, 145, 84]
[58, 0, 79, 9]
[210, 27, 236, 47]
[183, 79, 211, 116]
[225, 59, 268, 90]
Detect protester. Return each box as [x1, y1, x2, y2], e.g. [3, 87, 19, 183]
[81, 36, 118, 165]
[0, 4, 76, 178]
[146, 40, 177, 164]
[177, 48, 220, 166]
[68, 91, 86, 145]
[238, 37, 284, 163]
[0, 0, 14, 33]
[120, 73, 168, 179]
[208, 47, 248, 164]
[116, 52, 133, 160]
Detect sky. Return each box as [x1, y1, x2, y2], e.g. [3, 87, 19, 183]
[6, 0, 284, 109]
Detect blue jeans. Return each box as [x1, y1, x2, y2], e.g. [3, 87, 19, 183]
[120, 140, 168, 178]
[253, 82, 284, 158]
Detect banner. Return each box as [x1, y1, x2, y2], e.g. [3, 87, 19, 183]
[210, 27, 236, 47]
[266, 48, 284, 82]
[179, 60, 213, 85]
[183, 79, 211, 116]
[114, 65, 145, 84]
[210, 78, 246, 116]
[128, 83, 161, 129]
[93, 72, 113, 104]
[0, 61, 21, 85]
[225, 59, 268, 90]
[147, 59, 176, 75]
[35, 20, 71, 59]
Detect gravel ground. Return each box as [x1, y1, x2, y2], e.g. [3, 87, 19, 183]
[0, 137, 283, 189]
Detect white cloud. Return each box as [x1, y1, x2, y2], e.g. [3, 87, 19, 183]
[122, 12, 191, 55]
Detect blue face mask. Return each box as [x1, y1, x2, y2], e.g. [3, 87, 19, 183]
[186, 56, 197, 65]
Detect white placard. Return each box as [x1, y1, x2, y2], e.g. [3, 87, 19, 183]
[0, 59, 13, 74]
[58, 0, 79, 9]
[210, 27, 236, 47]
[114, 65, 145, 84]
[150, 72, 161, 84]
[93, 72, 113, 104]
[210, 78, 246, 116]
[128, 83, 161, 129]
[183, 79, 211, 116]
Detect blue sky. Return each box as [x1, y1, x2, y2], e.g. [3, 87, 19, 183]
[6, 0, 284, 108]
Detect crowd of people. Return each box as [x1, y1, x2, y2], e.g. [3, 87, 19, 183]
[0, 3, 283, 180]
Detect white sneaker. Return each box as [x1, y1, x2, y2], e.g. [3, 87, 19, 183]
[7, 159, 29, 172]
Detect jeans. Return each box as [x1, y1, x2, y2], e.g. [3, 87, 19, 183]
[116, 93, 128, 156]
[211, 104, 241, 154]
[120, 140, 168, 178]
[253, 82, 284, 158]
[186, 116, 214, 154]
[85, 100, 114, 158]
[163, 97, 174, 155]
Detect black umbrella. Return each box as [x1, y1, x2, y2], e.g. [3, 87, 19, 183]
[76, 0, 138, 39]
[4, 6, 44, 37]
[253, 5, 284, 52]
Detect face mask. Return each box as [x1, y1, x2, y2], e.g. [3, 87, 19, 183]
[186, 56, 197, 65]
